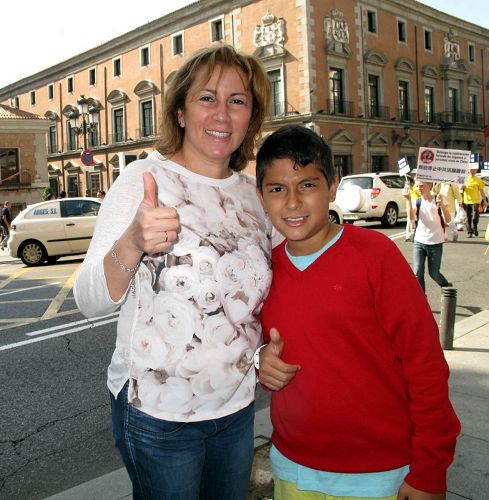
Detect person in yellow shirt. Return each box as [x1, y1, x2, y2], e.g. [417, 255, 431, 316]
[462, 168, 488, 237]
[435, 182, 463, 241]
[405, 171, 421, 241]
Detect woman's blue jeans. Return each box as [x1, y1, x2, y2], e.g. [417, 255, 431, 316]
[110, 382, 255, 500]
[412, 241, 449, 293]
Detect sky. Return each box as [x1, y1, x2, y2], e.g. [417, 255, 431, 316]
[0, 0, 488, 90]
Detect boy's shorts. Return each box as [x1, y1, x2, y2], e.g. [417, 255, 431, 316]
[274, 478, 397, 500]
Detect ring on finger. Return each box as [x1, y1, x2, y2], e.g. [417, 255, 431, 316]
[164, 231, 168, 243]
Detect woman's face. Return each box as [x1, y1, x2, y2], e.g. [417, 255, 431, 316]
[178, 64, 253, 175]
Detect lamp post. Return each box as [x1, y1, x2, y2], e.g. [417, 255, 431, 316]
[69, 95, 98, 150]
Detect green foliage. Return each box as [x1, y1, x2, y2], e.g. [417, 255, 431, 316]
[41, 187, 54, 201]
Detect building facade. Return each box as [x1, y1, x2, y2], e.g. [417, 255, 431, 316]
[0, 104, 49, 212]
[1, 0, 488, 198]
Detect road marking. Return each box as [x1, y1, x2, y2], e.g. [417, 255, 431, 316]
[0, 309, 81, 330]
[41, 269, 78, 320]
[0, 281, 62, 296]
[389, 231, 406, 240]
[26, 312, 119, 336]
[0, 316, 119, 351]
[0, 267, 29, 290]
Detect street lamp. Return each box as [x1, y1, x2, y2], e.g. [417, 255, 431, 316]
[69, 95, 98, 150]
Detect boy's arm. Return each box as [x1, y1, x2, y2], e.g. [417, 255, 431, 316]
[436, 195, 451, 223]
[258, 328, 300, 391]
[397, 481, 445, 500]
[403, 186, 415, 223]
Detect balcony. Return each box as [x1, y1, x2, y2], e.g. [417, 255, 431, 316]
[367, 105, 390, 120]
[395, 108, 419, 122]
[136, 127, 155, 140]
[326, 100, 355, 117]
[269, 101, 301, 118]
[436, 111, 483, 128]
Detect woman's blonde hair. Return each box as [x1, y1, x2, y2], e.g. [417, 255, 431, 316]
[155, 44, 271, 171]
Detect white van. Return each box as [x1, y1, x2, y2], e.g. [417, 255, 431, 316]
[8, 197, 101, 266]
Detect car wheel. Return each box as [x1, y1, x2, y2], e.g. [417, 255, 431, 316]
[381, 203, 398, 227]
[19, 241, 47, 266]
[329, 211, 341, 224]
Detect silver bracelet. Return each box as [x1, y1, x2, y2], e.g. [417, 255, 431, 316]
[110, 241, 140, 274]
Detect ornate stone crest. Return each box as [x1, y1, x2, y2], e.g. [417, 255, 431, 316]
[444, 29, 460, 60]
[253, 9, 285, 48]
[324, 9, 349, 43]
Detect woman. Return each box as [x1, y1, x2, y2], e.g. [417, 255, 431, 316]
[74, 45, 271, 500]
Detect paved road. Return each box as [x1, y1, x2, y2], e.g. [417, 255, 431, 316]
[0, 217, 487, 499]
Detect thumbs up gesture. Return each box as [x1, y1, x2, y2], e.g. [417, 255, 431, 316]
[126, 171, 180, 255]
[258, 328, 301, 391]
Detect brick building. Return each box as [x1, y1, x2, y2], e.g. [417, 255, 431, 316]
[0, 0, 488, 197]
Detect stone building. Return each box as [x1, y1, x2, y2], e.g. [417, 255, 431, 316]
[0, 104, 49, 212]
[0, 0, 488, 196]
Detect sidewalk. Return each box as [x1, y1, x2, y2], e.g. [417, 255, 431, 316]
[44, 310, 489, 500]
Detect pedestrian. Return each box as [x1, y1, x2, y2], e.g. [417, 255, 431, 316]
[73, 44, 271, 500]
[96, 190, 106, 200]
[461, 168, 488, 237]
[404, 180, 451, 293]
[254, 124, 460, 500]
[0, 201, 12, 250]
[435, 182, 463, 241]
[59, 191, 66, 198]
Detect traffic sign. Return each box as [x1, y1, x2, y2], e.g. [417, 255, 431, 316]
[81, 149, 94, 167]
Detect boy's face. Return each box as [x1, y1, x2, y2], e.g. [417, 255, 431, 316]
[257, 157, 338, 256]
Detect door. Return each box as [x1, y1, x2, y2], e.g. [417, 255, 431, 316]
[61, 199, 100, 253]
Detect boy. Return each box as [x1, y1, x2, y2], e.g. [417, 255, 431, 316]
[255, 125, 460, 500]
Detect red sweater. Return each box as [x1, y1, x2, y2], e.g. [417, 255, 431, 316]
[260, 225, 460, 493]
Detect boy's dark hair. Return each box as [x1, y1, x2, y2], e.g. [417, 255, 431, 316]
[256, 124, 334, 191]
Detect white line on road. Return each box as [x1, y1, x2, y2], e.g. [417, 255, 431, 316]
[389, 231, 406, 240]
[0, 281, 62, 297]
[0, 316, 119, 352]
[26, 312, 119, 336]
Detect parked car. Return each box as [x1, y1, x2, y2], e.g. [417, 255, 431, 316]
[8, 197, 101, 266]
[329, 201, 343, 225]
[335, 173, 407, 227]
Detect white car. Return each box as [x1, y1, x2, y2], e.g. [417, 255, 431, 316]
[8, 197, 101, 266]
[335, 173, 407, 227]
[329, 201, 343, 225]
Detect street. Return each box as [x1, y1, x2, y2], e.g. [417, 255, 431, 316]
[0, 217, 488, 499]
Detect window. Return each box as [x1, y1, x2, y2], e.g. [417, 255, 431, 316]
[67, 176, 79, 198]
[125, 155, 137, 166]
[424, 29, 432, 51]
[49, 177, 59, 197]
[67, 121, 78, 150]
[48, 125, 57, 154]
[141, 46, 150, 67]
[469, 94, 478, 121]
[448, 88, 459, 121]
[112, 108, 125, 142]
[112, 170, 120, 183]
[267, 69, 284, 116]
[368, 75, 380, 117]
[371, 155, 388, 173]
[11, 96, 19, 108]
[397, 20, 406, 43]
[329, 68, 345, 114]
[113, 57, 121, 77]
[367, 11, 377, 33]
[140, 100, 154, 137]
[468, 43, 476, 63]
[398, 81, 409, 120]
[67, 76, 74, 94]
[211, 18, 224, 42]
[87, 173, 101, 197]
[30, 91, 36, 106]
[89, 68, 96, 86]
[88, 118, 99, 148]
[424, 87, 434, 123]
[0, 149, 19, 184]
[172, 32, 184, 55]
[48, 83, 54, 100]
[333, 155, 352, 180]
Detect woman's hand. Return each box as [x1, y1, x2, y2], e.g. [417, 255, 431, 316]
[123, 171, 180, 255]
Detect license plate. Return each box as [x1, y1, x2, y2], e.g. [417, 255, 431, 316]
[343, 214, 360, 220]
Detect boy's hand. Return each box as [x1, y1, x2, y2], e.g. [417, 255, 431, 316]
[402, 185, 411, 199]
[258, 328, 301, 391]
[397, 481, 445, 500]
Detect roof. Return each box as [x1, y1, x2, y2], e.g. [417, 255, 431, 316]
[0, 104, 46, 120]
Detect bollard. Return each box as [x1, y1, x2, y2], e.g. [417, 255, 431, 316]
[439, 287, 457, 350]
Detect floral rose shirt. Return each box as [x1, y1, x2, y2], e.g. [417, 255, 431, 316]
[74, 152, 272, 422]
